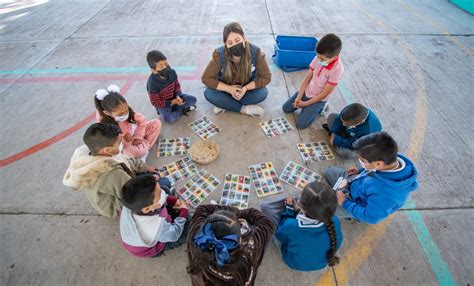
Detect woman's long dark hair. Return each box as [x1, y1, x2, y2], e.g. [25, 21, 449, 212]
[94, 91, 136, 125]
[187, 210, 252, 286]
[222, 22, 252, 85]
[299, 181, 340, 266]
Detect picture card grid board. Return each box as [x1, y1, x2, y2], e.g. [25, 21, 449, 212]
[158, 156, 197, 186]
[156, 137, 191, 157]
[219, 173, 251, 209]
[259, 117, 294, 138]
[297, 142, 335, 162]
[177, 169, 220, 208]
[248, 162, 284, 197]
[279, 161, 321, 191]
[188, 115, 220, 140]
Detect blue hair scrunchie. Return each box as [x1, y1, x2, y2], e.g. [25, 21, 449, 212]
[193, 223, 240, 267]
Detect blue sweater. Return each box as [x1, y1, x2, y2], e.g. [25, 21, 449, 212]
[343, 154, 418, 224]
[329, 109, 382, 150]
[275, 207, 343, 271]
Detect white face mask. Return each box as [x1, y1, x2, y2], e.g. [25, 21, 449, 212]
[158, 189, 168, 207]
[317, 60, 329, 67]
[359, 158, 376, 173]
[114, 113, 129, 122]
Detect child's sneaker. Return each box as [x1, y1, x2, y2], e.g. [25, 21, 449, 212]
[241, 105, 264, 117]
[322, 123, 330, 133]
[214, 107, 225, 114]
[181, 105, 196, 116]
[210, 199, 218, 205]
[320, 103, 330, 117]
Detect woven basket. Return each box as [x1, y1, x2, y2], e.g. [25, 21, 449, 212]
[189, 139, 219, 165]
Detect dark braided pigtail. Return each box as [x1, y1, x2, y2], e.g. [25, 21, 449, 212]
[325, 218, 340, 266]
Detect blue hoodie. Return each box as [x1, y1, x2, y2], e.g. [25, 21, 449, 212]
[275, 206, 343, 271]
[342, 154, 418, 224]
[330, 109, 382, 150]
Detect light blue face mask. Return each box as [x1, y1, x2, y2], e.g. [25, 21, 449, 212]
[317, 60, 329, 67]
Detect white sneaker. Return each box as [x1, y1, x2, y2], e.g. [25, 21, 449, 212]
[241, 105, 264, 117]
[210, 200, 218, 205]
[320, 102, 330, 117]
[214, 107, 225, 114]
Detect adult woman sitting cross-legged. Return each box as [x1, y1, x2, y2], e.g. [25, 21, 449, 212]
[202, 22, 272, 116]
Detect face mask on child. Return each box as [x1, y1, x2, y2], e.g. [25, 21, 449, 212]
[114, 113, 129, 122]
[318, 60, 329, 67]
[157, 67, 169, 77]
[359, 158, 377, 173]
[158, 189, 168, 207]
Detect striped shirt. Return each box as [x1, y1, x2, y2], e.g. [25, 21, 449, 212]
[146, 68, 182, 108]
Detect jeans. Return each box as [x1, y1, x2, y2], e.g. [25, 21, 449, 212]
[282, 92, 326, 129]
[154, 219, 190, 257]
[156, 94, 197, 123]
[323, 167, 356, 219]
[204, 87, 268, 113]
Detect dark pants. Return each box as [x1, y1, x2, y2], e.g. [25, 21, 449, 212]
[327, 113, 356, 159]
[156, 94, 197, 123]
[204, 87, 268, 112]
[282, 92, 326, 129]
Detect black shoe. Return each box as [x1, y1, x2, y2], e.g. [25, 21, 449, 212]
[181, 105, 196, 116]
[322, 123, 330, 133]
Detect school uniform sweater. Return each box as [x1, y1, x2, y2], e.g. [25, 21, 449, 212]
[329, 109, 383, 150]
[344, 154, 418, 224]
[146, 68, 182, 108]
[63, 145, 148, 218]
[275, 207, 343, 271]
[120, 196, 189, 257]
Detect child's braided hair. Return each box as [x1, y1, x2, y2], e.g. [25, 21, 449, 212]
[299, 181, 340, 266]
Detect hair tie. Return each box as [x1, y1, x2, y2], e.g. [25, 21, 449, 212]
[193, 223, 239, 267]
[95, 89, 109, 100]
[107, 84, 120, 93]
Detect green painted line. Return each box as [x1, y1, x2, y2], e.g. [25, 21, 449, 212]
[404, 199, 457, 285]
[338, 80, 355, 104]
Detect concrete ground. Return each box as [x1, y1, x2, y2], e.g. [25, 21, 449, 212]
[1, 0, 473, 285]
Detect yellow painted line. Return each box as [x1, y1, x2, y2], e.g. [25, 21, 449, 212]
[314, 1, 428, 285]
[398, 0, 474, 56]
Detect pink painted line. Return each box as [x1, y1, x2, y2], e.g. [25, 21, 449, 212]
[0, 74, 199, 84]
[0, 81, 134, 168]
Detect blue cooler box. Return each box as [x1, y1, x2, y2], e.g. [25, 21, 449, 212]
[272, 35, 318, 72]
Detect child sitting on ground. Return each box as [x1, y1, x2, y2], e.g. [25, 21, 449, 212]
[120, 174, 189, 257]
[282, 33, 344, 129]
[95, 84, 161, 161]
[260, 181, 343, 271]
[187, 205, 274, 286]
[146, 50, 197, 123]
[63, 123, 160, 218]
[324, 132, 419, 224]
[323, 103, 382, 158]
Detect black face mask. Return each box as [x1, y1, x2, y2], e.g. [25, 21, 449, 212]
[157, 67, 169, 77]
[228, 42, 245, 57]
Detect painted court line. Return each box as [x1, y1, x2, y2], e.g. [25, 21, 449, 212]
[0, 81, 134, 168]
[315, 1, 456, 285]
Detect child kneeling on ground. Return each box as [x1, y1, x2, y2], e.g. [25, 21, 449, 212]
[146, 50, 197, 123]
[324, 131, 419, 224]
[324, 103, 382, 158]
[120, 174, 189, 257]
[260, 181, 343, 271]
[282, 33, 344, 129]
[187, 205, 274, 286]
